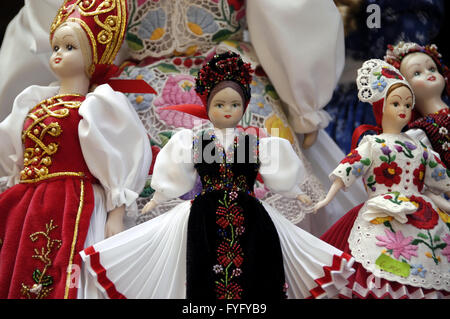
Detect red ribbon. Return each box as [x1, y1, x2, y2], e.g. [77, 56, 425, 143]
[351, 124, 382, 150]
[90, 64, 157, 94]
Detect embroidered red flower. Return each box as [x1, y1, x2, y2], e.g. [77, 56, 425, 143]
[407, 196, 439, 229]
[341, 149, 362, 165]
[381, 67, 404, 80]
[374, 161, 402, 187]
[413, 164, 425, 192]
[216, 282, 243, 299]
[216, 204, 245, 229]
[217, 242, 244, 268]
[227, 0, 244, 11]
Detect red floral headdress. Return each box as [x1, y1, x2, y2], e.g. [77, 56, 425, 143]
[161, 51, 254, 120]
[50, 0, 155, 93]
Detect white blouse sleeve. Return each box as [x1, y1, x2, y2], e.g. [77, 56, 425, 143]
[150, 129, 198, 203]
[246, 0, 345, 134]
[0, 85, 59, 186]
[259, 137, 305, 198]
[78, 84, 152, 212]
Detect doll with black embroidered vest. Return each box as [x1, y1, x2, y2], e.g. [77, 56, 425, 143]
[0, 0, 152, 299]
[315, 59, 450, 298]
[80, 52, 355, 300]
[385, 42, 449, 169]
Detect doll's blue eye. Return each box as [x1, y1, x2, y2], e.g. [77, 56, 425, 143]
[429, 67, 436, 72]
[232, 103, 240, 108]
[66, 44, 73, 51]
[53, 46, 60, 52]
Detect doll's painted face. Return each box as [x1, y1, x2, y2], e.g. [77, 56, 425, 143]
[207, 87, 244, 129]
[382, 85, 413, 131]
[399, 52, 445, 102]
[49, 23, 90, 79]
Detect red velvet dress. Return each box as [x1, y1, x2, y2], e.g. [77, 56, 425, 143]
[0, 95, 97, 299]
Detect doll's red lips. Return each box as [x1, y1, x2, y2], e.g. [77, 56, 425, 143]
[428, 76, 436, 81]
[54, 58, 62, 64]
[224, 115, 231, 118]
[399, 114, 406, 119]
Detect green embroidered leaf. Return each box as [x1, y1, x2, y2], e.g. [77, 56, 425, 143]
[139, 185, 154, 198]
[435, 243, 447, 250]
[417, 233, 429, 240]
[368, 175, 374, 183]
[361, 158, 371, 166]
[265, 85, 280, 100]
[429, 161, 438, 168]
[379, 155, 388, 163]
[390, 154, 396, 162]
[411, 239, 426, 245]
[433, 235, 441, 242]
[32, 269, 42, 284]
[125, 33, 144, 51]
[156, 63, 180, 74]
[212, 29, 234, 43]
[41, 275, 54, 287]
[346, 167, 352, 176]
[158, 131, 174, 147]
[375, 138, 385, 143]
[189, 68, 200, 77]
[375, 253, 410, 278]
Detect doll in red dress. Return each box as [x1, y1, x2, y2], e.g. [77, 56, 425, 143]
[0, 0, 152, 299]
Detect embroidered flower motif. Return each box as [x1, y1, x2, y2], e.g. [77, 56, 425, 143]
[187, 6, 219, 36]
[213, 264, 223, 274]
[351, 163, 364, 177]
[381, 145, 392, 155]
[394, 145, 403, 153]
[235, 226, 245, 236]
[264, 114, 294, 144]
[341, 149, 362, 165]
[232, 268, 243, 277]
[439, 127, 448, 135]
[227, 0, 244, 11]
[403, 141, 417, 151]
[138, 8, 166, 41]
[381, 67, 404, 80]
[413, 164, 425, 192]
[216, 282, 243, 299]
[410, 264, 427, 278]
[376, 229, 418, 261]
[217, 242, 244, 268]
[441, 234, 450, 263]
[216, 204, 245, 229]
[121, 68, 156, 112]
[154, 75, 208, 128]
[431, 167, 447, 181]
[407, 196, 439, 230]
[374, 162, 402, 187]
[371, 77, 387, 92]
[442, 142, 449, 151]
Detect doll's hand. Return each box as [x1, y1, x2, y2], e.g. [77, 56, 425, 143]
[141, 198, 158, 215]
[302, 130, 318, 149]
[297, 194, 312, 205]
[313, 198, 329, 214]
[105, 205, 125, 238]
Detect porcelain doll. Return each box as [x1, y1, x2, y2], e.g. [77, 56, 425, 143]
[0, 0, 152, 299]
[385, 41, 449, 168]
[315, 59, 450, 299]
[80, 52, 355, 300]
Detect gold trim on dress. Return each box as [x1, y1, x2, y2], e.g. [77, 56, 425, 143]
[64, 179, 85, 299]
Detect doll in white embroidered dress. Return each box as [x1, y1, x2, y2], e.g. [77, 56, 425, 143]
[315, 59, 450, 299]
[0, 0, 151, 299]
[80, 52, 355, 300]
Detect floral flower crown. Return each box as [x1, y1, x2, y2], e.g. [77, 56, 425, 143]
[384, 41, 450, 96]
[195, 51, 254, 107]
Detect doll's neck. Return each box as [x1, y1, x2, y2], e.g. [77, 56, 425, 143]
[58, 75, 90, 96]
[415, 96, 448, 116]
[213, 126, 237, 149]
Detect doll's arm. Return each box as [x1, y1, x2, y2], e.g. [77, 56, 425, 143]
[142, 129, 198, 214]
[313, 178, 345, 213]
[247, 0, 344, 147]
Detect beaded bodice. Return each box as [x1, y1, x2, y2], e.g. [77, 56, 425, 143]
[193, 131, 259, 197]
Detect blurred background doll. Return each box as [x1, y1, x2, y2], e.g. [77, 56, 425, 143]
[80, 52, 355, 300]
[0, 0, 152, 299]
[325, 0, 448, 154]
[315, 59, 450, 299]
[0, 0, 366, 238]
[385, 41, 449, 169]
